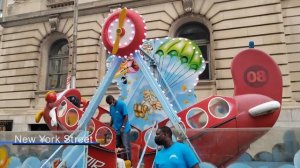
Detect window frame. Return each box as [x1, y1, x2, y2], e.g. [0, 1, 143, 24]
[46, 39, 69, 90]
[168, 15, 214, 81]
[38, 32, 70, 92]
[194, 39, 211, 80]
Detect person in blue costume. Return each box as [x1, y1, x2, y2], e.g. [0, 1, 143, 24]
[106, 95, 131, 161]
[154, 126, 200, 168]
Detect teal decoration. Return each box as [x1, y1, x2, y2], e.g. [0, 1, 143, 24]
[294, 150, 300, 168]
[237, 153, 253, 162]
[7, 156, 21, 168]
[272, 143, 292, 162]
[40, 159, 51, 168]
[254, 151, 273, 162]
[22, 156, 41, 168]
[199, 162, 217, 168]
[283, 130, 299, 158]
[227, 163, 252, 168]
[62, 145, 84, 167]
[278, 164, 295, 168]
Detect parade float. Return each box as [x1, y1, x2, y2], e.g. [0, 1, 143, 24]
[2, 7, 297, 168]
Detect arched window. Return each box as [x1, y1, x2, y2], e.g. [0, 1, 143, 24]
[175, 22, 210, 80]
[46, 39, 69, 90]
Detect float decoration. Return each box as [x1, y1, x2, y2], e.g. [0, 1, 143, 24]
[102, 8, 146, 57]
[109, 37, 206, 131]
[23, 7, 283, 168]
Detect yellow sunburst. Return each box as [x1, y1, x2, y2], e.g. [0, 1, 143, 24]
[181, 85, 187, 92]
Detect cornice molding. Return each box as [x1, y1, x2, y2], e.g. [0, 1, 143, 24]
[0, 0, 175, 27]
[47, 0, 74, 8]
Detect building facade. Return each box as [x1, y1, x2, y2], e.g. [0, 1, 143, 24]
[0, 0, 299, 131]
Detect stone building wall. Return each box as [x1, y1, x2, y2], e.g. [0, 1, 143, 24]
[281, 0, 300, 102]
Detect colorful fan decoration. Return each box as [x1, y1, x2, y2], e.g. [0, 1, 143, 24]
[107, 37, 206, 130]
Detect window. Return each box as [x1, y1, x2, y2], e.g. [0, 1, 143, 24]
[47, 39, 69, 90]
[0, 120, 13, 131]
[29, 124, 50, 131]
[175, 22, 211, 80]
